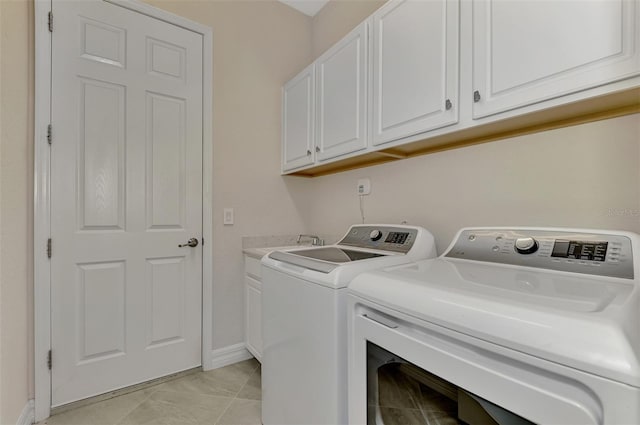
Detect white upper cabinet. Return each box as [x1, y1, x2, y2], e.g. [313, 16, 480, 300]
[472, 0, 640, 119]
[371, 0, 459, 146]
[282, 64, 315, 171]
[316, 22, 368, 162]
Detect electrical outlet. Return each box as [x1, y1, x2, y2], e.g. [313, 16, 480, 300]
[223, 208, 234, 225]
[357, 178, 371, 195]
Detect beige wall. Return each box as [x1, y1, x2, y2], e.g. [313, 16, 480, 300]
[311, 0, 384, 57]
[0, 0, 34, 423]
[304, 115, 640, 253]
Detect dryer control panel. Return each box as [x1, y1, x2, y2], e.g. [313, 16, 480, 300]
[445, 228, 635, 279]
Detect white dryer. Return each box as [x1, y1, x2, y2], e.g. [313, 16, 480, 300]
[348, 227, 640, 424]
[261, 224, 437, 425]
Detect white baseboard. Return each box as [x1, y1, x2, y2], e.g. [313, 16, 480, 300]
[17, 399, 34, 425]
[208, 343, 253, 370]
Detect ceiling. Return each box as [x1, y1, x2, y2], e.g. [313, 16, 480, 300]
[278, 0, 330, 16]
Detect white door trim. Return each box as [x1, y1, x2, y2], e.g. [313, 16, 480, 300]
[33, 0, 213, 420]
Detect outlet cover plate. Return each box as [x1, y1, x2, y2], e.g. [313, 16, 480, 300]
[357, 178, 371, 195]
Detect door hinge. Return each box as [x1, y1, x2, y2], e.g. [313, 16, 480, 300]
[47, 350, 52, 370]
[47, 238, 52, 258]
[47, 124, 52, 145]
[48, 11, 53, 32]
[201, 238, 205, 246]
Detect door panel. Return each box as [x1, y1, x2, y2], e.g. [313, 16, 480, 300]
[147, 37, 186, 80]
[51, 0, 203, 406]
[282, 64, 315, 171]
[316, 22, 367, 161]
[79, 16, 126, 67]
[371, 0, 459, 146]
[472, 0, 640, 118]
[78, 78, 125, 230]
[146, 92, 186, 229]
[146, 257, 186, 347]
[77, 261, 126, 362]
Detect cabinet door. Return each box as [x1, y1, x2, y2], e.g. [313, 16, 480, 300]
[316, 22, 368, 161]
[245, 276, 262, 361]
[371, 0, 459, 146]
[282, 64, 315, 171]
[473, 0, 640, 118]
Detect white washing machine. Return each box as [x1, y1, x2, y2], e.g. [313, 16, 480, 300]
[348, 227, 640, 424]
[261, 224, 437, 425]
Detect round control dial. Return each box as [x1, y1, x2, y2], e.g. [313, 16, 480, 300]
[514, 237, 538, 254]
[370, 230, 383, 241]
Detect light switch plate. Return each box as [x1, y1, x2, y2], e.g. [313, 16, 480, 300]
[223, 208, 234, 225]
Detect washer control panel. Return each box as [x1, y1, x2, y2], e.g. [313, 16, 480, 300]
[445, 228, 634, 279]
[339, 225, 418, 253]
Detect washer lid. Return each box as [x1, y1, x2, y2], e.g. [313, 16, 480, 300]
[269, 247, 388, 274]
[349, 258, 640, 387]
[285, 247, 386, 262]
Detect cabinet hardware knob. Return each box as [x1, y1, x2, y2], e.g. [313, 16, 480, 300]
[315, 146, 320, 152]
[445, 99, 452, 110]
[473, 91, 481, 102]
[306, 150, 311, 156]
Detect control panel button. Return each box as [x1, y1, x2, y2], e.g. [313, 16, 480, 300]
[370, 230, 383, 241]
[514, 237, 539, 254]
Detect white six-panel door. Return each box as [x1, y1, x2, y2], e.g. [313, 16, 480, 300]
[51, 0, 203, 406]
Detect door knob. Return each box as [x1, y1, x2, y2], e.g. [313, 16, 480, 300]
[178, 238, 199, 248]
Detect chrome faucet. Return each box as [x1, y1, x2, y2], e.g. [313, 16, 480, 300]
[297, 234, 324, 246]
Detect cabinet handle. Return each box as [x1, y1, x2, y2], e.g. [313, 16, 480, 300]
[473, 91, 481, 103]
[306, 150, 311, 156]
[315, 146, 320, 153]
[445, 99, 452, 110]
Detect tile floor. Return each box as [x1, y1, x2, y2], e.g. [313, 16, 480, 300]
[38, 359, 262, 425]
[373, 363, 460, 425]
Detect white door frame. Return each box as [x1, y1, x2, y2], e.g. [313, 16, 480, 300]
[33, 0, 213, 420]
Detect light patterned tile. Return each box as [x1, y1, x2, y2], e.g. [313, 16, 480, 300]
[377, 364, 419, 409]
[198, 359, 259, 395]
[154, 373, 237, 398]
[378, 407, 428, 425]
[117, 390, 232, 425]
[236, 366, 261, 401]
[416, 383, 457, 416]
[40, 360, 263, 425]
[215, 399, 261, 425]
[422, 410, 460, 425]
[43, 388, 156, 425]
